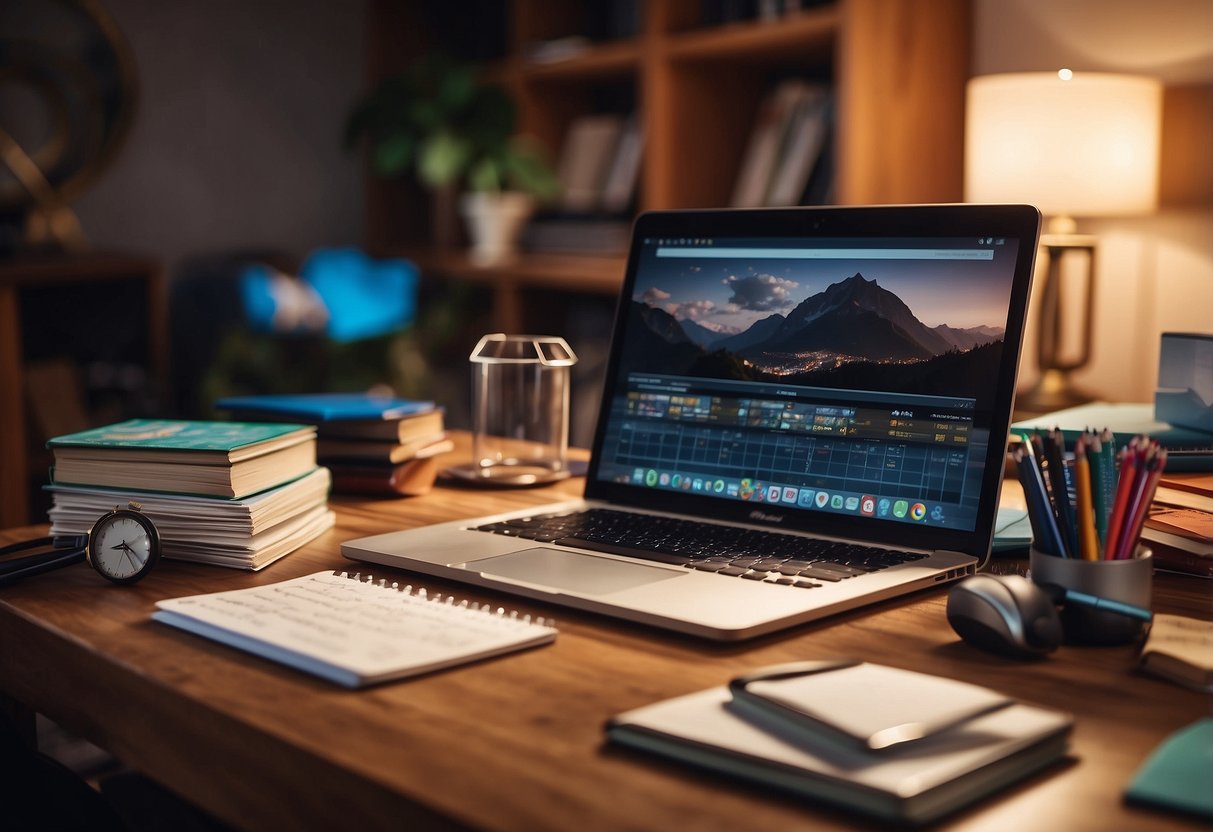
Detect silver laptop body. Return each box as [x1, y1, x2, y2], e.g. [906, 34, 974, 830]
[344, 205, 1041, 641]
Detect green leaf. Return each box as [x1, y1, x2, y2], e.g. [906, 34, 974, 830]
[468, 157, 502, 193]
[372, 134, 416, 176]
[418, 132, 470, 187]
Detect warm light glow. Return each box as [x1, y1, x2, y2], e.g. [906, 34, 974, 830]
[965, 72, 1162, 217]
[1057, 68, 1073, 81]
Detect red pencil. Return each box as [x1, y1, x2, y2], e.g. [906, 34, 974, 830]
[1118, 447, 1166, 559]
[1103, 440, 1139, 559]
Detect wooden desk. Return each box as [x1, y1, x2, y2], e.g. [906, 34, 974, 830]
[0, 441, 1209, 831]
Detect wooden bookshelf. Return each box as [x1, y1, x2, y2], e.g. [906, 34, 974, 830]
[365, 0, 971, 329]
[0, 253, 165, 526]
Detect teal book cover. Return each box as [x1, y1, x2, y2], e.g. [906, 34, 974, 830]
[47, 419, 310, 451]
[1124, 718, 1213, 820]
[215, 393, 434, 422]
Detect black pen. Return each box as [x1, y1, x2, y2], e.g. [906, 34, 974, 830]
[1043, 429, 1077, 558]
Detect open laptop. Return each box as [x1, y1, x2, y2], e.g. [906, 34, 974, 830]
[343, 205, 1040, 640]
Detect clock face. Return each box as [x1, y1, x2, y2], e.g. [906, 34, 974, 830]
[89, 511, 158, 583]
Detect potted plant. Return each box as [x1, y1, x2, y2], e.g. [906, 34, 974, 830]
[344, 54, 559, 264]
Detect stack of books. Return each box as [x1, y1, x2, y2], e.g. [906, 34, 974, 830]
[1143, 472, 1212, 577]
[216, 393, 450, 497]
[45, 419, 334, 570]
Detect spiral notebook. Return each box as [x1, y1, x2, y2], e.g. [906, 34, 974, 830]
[153, 571, 557, 688]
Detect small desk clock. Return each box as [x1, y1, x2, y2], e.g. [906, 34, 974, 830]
[0, 502, 161, 587]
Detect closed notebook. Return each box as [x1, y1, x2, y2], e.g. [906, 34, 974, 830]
[607, 663, 1072, 825]
[154, 570, 557, 687]
[728, 661, 1015, 752]
[215, 393, 435, 422]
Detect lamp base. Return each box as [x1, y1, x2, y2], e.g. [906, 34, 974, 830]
[1017, 368, 1094, 415]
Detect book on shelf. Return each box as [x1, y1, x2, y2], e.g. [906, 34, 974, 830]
[765, 87, 832, 207]
[730, 80, 825, 209]
[1139, 614, 1213, 692]
[47, 469, 335, 571]
[153, 570, 558, 688]
[521, 214, 632, 256]
[47, 419, 317, 499]
[557, 114, 627, 213]
[606, 661, 1072, 825]
[524, 114, 641, 256]
[599, 114, 643, 216]
[215, 392, 435, 423]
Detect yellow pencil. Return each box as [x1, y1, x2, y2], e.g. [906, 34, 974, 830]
[1074, 437, 1099, 561]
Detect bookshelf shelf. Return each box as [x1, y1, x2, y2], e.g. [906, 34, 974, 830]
[365, 0, 971, 330]
[521, 40, 643, 81]
[664, 7, 839, 63]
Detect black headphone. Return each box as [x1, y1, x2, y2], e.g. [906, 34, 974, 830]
[0, 535, 90, 587]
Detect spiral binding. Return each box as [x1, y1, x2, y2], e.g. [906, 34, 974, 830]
[338, 571, 554, 629]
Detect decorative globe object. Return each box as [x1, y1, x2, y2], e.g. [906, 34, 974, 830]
[0, 0, 138, 254]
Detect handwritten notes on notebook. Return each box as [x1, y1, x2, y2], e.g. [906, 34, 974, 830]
[153, 571, 557, 687]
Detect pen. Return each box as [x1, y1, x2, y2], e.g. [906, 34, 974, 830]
[1030, 433, 1064, 542]
[1043, 429, 1076, 558]
[1038, 583, 1153, 622]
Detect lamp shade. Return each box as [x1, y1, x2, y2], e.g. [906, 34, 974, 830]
[965, 72, 1162, 217]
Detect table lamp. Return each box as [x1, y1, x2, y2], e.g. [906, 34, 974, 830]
[965, 70, 1162, 412]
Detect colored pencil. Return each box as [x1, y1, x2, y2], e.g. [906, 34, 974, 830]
[1103, 442, 1139, 560]
[1074, 436, 1100, 561]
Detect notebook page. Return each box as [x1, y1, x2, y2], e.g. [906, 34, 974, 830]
[154, 571, 556, 685]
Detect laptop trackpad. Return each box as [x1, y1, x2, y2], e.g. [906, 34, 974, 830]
[468, 547, 682, 595]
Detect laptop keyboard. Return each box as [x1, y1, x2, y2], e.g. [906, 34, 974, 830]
[472, 508, 928, 589]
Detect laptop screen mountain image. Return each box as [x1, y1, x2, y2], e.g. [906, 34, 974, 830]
[343, 205, 1041, 640]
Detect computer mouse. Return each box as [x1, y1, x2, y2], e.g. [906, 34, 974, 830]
[946, 574, 1062, 659]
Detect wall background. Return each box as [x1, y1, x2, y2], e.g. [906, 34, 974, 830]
[973, 0, 1213, 404]
[72, 0, 367, 274]
[61, 0, 1213, 405]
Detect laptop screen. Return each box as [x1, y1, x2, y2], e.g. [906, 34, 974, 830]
[586, 206, 1040, 558]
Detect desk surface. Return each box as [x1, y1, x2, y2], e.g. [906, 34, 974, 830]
[1, 439, 1209, 832]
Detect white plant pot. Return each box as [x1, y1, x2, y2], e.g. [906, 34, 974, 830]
[459, 192, 535, 266]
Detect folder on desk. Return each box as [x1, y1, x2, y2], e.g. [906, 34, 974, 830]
[607, 662, 1072, 825]
[1010, 403, 1213, 472]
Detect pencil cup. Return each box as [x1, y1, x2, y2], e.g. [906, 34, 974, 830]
[468, 334, 578, 486]
[1029, 545, 1152, 645]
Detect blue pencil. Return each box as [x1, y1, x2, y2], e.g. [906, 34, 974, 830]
[1015, 442, 1068, 557]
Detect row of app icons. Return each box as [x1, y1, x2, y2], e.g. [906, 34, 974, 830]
[631, 468, 945, 522]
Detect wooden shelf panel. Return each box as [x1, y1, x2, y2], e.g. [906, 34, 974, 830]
[516, 39, 643, 83]
[665, 7, 839, 64]
[405, 249, 627, 295]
